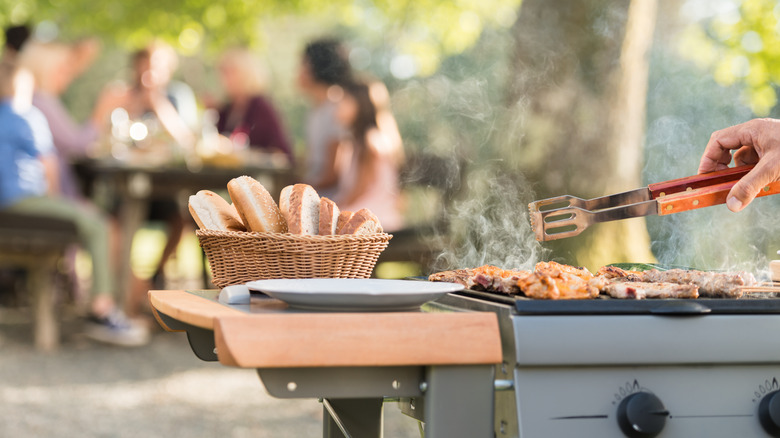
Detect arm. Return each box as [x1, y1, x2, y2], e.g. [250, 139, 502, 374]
[34, 94, 99, 158]
[40, 154, 60, 196]
[699, 118, 780, 212]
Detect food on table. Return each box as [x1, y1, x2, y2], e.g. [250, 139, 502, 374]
[429, 262, 754, 300]
[227, 176, 288, 233]
[279, 183, 321, 235]
[338, 208, 383, 235]
[187, 175, 384, 236]
[188, 190, 246, 232]
[318, 197, 340, 235]
[604, 282, 699, 299]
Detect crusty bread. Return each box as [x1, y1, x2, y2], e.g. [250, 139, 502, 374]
[338, 208, 383, 235]
[336, 211, 354, 234]
[318, 197, 340, 235]
[188, 190, 246, 232]
[279, 184, 320, 235]
[278, 185, 293, 225]
[227, 176, 288, 233]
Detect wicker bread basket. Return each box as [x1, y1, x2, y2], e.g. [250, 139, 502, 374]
[197, 229, 393, 287]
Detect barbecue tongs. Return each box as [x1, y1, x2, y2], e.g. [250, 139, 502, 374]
[529, 165, 780, 241]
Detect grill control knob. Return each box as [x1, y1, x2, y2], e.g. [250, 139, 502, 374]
[617, 392, 668, 438]
[759, 390, 780, 437]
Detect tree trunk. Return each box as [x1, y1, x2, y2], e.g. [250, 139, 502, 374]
[507, 0, 658, 270]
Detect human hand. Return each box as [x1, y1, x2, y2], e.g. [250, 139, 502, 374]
[699, 118, 780, 212]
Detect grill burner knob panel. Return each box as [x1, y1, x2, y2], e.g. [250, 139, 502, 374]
[617, 392, 668, 438]
[759, 390, 780, 437]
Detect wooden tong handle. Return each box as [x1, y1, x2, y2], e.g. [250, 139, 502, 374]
[648, 165, 755, 198]
[657, 179, 780, 215]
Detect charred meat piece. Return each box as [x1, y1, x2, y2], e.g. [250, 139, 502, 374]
[637, 269, 756, 298]
[604, 281, 699, 299]
[428, 268, 475, 288]
[596, 265, 643, 282]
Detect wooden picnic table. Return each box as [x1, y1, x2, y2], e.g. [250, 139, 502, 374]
[148, 288, 502, 438]
[75, 157, 293, 296]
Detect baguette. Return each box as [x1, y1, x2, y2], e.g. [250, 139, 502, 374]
[227, 176, 288, 233]
[188, 190, 246, 232]
[336, 210, 354, 233]
[318, 197, 340, 235]
[279, 184, 320, 235]
[338, 208, 383, 235]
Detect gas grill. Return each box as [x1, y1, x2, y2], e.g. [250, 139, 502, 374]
[401, 289, 780, 438]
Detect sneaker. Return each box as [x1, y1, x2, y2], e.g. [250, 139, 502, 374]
[84, 309, 150, 347]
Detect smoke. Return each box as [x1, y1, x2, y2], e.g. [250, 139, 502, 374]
[643, 46, 777, 279]
[433, 163, 549, 271]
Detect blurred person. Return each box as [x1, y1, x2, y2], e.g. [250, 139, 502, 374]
[2, 24, 31, 62]
[0, 60, 148, 346]
[216, 48, 293, 163]
[297, 37, 353, 198]
[118, 41, 197, 288]
[334, 79, 404, 231]
[20, 39, 123, 200]
[121, 41, 198, 147]
[699, 118, 780, 212]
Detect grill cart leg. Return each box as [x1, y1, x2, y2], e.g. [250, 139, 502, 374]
[423, 365, 495, 438]
[322, 398, 383, 438]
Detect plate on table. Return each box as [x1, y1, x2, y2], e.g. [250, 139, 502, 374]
[245, 278, 464, 311]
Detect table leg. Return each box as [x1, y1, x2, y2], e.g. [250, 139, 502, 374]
[322, 398, 384, 438]
[117, 196, 147, 309]
[423, 365, 495, 438]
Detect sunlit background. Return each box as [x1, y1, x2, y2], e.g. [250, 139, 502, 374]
[3, 0, 780, 274]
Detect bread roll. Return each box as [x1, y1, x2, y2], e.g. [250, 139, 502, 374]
[278, 185, 293, 225]
[336, 210, 354, 233]
[318, 197, 340, 235]
[338, 208, 383, 235]
[188, 190, 246, 232]
[279, 183, 320, 235]
[227, 176, 288, 233]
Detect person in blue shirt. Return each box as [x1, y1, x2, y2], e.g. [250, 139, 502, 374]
[0, 61, 148, 346]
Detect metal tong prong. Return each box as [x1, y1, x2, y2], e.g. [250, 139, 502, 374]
[529, 188, 651, 214]
[531, 200, 658, 241]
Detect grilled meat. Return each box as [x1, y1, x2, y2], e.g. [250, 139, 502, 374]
[518, 271, 600, 300]
[604, 281, 699, 299]
[430, 263, 755, 300]
[428, 268, 474, 288]
[595, 265, 643, 282]
[633, 269, 755, 298]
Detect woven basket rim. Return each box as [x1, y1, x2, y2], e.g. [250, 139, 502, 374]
[196, 229, 393, 241]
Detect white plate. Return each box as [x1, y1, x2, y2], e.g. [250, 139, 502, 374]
[246, 278, 463, 311]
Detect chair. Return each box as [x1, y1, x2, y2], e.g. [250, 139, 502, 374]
[0, 211, 78, 351]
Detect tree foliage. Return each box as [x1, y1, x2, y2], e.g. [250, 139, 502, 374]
[0, 0, 520, 76]
[680, 0, 780, 115]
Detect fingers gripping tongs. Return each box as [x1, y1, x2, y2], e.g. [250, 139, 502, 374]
[528, 165, 780, 241]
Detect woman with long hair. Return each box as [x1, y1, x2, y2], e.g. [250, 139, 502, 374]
[334, 78, 404, 231]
